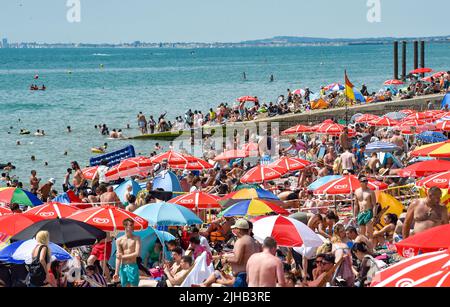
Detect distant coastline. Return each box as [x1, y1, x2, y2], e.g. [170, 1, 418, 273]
[1, 35, 449, 49]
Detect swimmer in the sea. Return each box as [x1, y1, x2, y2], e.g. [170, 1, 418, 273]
[31, 155, 36, 161]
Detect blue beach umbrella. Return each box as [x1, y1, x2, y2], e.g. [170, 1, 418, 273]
[0, 239, 72, 264]
[108, 227, 175, 268]
[307, 175, 342, 191]
[441, 93, 450, 109]
[416, 131, 448, 144]
[153, 171, 182, 192]
[353, 89, 366, 103]
[134, 202, 202, 226]
[365, 141, 400, 153]
[114, 179, 142, 203]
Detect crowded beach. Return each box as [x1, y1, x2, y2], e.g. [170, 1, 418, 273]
[1, 68, 450, 288]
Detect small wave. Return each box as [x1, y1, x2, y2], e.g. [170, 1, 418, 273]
[92, 53, 112, 57]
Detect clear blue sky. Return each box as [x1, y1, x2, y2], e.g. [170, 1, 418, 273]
[1, 0, 449, 43]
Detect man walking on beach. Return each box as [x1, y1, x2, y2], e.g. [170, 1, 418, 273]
[354, 175, 377, 239]
[114, 218, 141, 287]
[246, 237, 285, 287]
[403, 186, 449, 238]
[222, 219, 260, 287]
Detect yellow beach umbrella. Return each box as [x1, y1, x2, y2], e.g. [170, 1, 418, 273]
[410, 140, 450, 158]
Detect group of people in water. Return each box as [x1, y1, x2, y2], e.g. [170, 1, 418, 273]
[29, 84, 46, 91]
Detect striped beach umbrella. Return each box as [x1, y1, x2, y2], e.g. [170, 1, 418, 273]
[0, 188, 43, 207]
[252, 215, 323, 248]
[150, 150, 198, 165]
[410, 140, 450, 158]
[416, 170, 450, 189]
[82, 166, 98, 180]
[282, 124, 312, 135]
[384, 112, 408, 121]
[0, 206, 12, 216]
[384, 79, 404, 86]
[371, 249, 450, 287]
[219, 188, 280, 208]
[0, 214, 43, 236]
[398, 160, 450, 178]
[313, 175, 387, 195]
[170, 159, 214, 170]
[218, 199, 288, 217]
[214, 149, 249, 161]
[105, 156, 153, 181]
[168, 191, 221, 210]
[68, 205, 148, 232]
[0, 239, 72, 264]
[269, 157, 311, 172]
[395, 225, 450, 258]
[365, 141, 400, 153]
[240, 165, 287, 184]
[369, 117, 399, 127]
[436, 121, 450, 132]
[355, 114, 380, 123]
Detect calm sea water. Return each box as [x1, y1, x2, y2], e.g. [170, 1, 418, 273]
[0, 44, 449, 188]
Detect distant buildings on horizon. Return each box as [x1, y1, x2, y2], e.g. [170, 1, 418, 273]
[0, 36, 449, 49]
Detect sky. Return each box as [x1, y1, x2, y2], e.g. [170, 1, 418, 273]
[0, 0, 449, 43]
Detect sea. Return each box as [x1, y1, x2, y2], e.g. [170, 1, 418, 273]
[0, 44, 449, 188]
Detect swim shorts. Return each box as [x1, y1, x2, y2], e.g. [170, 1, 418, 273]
[119, 263, 140, 287]
[357, 210, 373, 226]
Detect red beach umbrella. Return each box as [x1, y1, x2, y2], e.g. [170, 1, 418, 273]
[214, 149, 249, 161]
[416, 170, 450, 189]
[168, 191, 221, 210]
[0, 206, 12, 216]
[436, 121, 450, 132]
[82, 166, 98, 180]
[410, 140, 450, 158]
[410, 67, 433, 74]
[369, 117, 399, 127]
[150, 150, 198, 165]
[395, 225, 450, 258]
[242, 143, 259, 153]
[282, 124, 312, 135]
[237, 96, 258, 103]
[170, 159, 214, 170]
[67, 205, 148, 232]
[23, 202, 79, 219]
[355, 114, 380, 123]
[105, 156, 153, 181]
[0, 214, 43, 236]
[399, 119, 428, 127]
[269, 157, 311, 172]
[384, 79, 404, 86]
[313, 175, 387, 195]
[371, 249, 450, 287]
[240, 165, 287, 184]
[398, 160, 450, 178]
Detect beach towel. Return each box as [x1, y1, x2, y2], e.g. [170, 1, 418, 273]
[180, 251, 214, 287]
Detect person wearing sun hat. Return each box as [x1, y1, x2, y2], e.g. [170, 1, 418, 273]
[221, 218, 260, 287]
[37, 178, 55, 201]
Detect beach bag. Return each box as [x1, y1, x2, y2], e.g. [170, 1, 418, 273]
[27, 245, 47, 286]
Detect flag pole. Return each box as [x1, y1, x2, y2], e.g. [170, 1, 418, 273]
[345, 70, 349, 125]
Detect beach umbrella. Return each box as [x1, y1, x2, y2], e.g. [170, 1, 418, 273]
[313, 175, 387, 195]
[410, 67, 433, 74]
[67, 205, 148, 232]
[0, 206, 12, 216]
[170, 159, 214, 170]
[23, 202, 79, 219]
[398, 160, 450, 178]
[168, 191, 221, 210]
[293, 89, 305, 96]
[436, 121, 450, 132]
[219, 187, 280, 207]
[399, 109, 416, 116]
[10, 218, 106, 248]
[282, 124, 313, 135]
[150, 150, 198, 165]
[269, 157, 311, 172]
[307, 175, 343, 191]
[416, 131, 448, 144]
[442, 93, 450, 109]
[434, 112, 450, 121]
[240, 164, 287, 184]
[314, 122, 345, 135]
[355, 114, 380, 123]
[353, 89, 366, 103]
[252, 215, 323, 248]
[0, 214, 43, 237]
[410, 140, 450, 158]
[324, 83, 344, 92]
[384, 79, 404, 86]
[0, 188, 43, 207]
[369, 117, 399, 127]
[105, 156, 153, 181]
[400, 119, 428, 126]
[351, 113, 364, 123]
[51, 192, 92, 210]
[0, 239, 72, 264]
[365, 141, 400, 153]
[237, 96, 258, 103]
[405, 112, 435, 121]
[134, 202, 202, 226]
[384, 112, 408, 121]
[395, 225, 450, 258]
[214, 149, 249, 161]
[396, 123, 436, 135]
[242, 143, 259, 153]
[153, 170, 182, 192]
[371, 249, 450, 287]
[416, 170, 450, 189]
[218, 199, 288, 218]
[432, 71, 446, 78]
[113, 179, 142, 204]
[82, 166, 98, 180]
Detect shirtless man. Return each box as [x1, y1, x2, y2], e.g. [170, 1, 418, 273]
[227, 163, 244, 179]
[339, 127, 351, 152]
[340, 149, 356, 174]
[403, 186, 449, 238]
[222, 219, 261, 287]
[100, 185, 122, 207]
[354, 175, 377, 238]
[323, 146, 336, 173]
[137, 112, 148, 134]
[71, 161, 85, 192]
[246, 237, 285, 287]
[390, 130, 404, 152]
[114, 218, 141, 287]
[29, 170, 40, 191]
[366, 152, 380, 175]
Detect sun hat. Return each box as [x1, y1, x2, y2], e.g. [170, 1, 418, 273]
[231, 219, 249, 230]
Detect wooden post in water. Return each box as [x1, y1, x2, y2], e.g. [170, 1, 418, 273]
[413, 41, 419, 70]
[402, 41, 407, 80]
[393, 41, 399, 80]
[420, 41, 425, 78]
